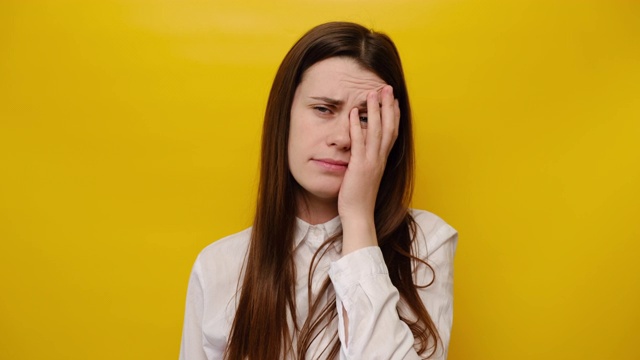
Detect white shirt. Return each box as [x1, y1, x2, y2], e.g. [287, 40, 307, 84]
[180, 209, 458, 360]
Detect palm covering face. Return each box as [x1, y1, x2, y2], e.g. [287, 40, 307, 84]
[338, 85, 400, 223]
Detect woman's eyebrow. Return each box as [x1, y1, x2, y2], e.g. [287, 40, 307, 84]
[310, 96, 369, 110]
[310, 96, 342, 106]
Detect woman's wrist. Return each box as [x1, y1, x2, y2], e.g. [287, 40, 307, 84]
[340, 215, 377, 255]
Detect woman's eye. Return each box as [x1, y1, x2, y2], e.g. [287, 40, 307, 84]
[313, 106, 331, 114]
[359, 115, 368, 123]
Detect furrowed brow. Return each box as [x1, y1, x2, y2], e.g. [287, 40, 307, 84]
[310, 96, 343, 106]
[310, 96, 370, 111]
[358, 88, 384, 111]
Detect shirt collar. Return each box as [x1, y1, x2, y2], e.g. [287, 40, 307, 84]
[294, 215, 343, 250]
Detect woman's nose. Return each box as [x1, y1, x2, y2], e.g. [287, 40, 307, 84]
[327, 113, 351, 150]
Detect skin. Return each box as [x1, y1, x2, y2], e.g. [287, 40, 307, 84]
[288, 56, 400, 344]
[288, 56, 400, 254]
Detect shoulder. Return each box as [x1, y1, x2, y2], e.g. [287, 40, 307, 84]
[408, 210, 457, 359]
[197, 227, 252, 261]
[409, 208, 458, 257]
[192, 227, 252, 287]
[185, 228, 252, 339]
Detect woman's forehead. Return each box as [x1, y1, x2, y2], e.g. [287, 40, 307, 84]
[298, 57, 386, 96]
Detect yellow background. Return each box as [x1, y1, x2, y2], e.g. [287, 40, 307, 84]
[1, 0, 639, 359]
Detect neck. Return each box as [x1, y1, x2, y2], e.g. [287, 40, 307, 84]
[295, 193, 339, 225]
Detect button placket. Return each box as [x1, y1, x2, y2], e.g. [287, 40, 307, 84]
[307, 225, 329, 296]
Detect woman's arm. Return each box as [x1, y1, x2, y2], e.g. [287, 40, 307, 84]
[334, 85, 457, 358]
[413, 213, 458, 357]
[179, 257, 209, 360]
[329, 214, 457, 359]
[338, 85, 399, 256]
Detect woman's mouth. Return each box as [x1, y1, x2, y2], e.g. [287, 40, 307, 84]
[312, 158, 348, 172]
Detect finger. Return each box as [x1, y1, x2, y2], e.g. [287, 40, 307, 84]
[380, 85, 398, 157]
[365, 89, 382, 156]
[394, 98, 400, 131]
[349, 107, 365, 158]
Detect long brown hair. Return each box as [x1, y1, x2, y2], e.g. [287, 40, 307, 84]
[225, 21, 440, 359]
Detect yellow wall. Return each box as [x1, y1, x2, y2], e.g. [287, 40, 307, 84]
[1, 1, 639, 359]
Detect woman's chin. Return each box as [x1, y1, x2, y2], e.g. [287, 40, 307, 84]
[298, 188, 340, 204]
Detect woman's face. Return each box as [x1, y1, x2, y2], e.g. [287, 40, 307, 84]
[288, 57, 386, 205]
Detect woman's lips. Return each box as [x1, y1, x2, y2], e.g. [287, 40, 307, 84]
[312, 158, 348, 172]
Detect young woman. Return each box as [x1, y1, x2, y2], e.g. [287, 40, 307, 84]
[180, 22, 458, 360]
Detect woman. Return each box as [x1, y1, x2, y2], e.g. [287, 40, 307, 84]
[180, 22, 458, 360]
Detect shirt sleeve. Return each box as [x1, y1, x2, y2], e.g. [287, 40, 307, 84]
[179, 256, 209, 360]
[328, 219, 458, 360]
[416, 221, 458, 359]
